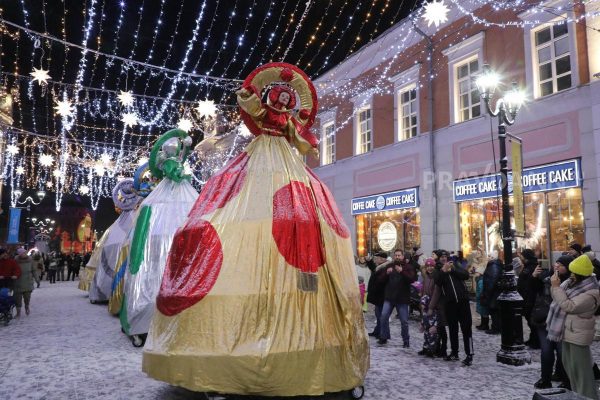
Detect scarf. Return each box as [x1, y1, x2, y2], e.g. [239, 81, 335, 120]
[546, 276, 599, 342]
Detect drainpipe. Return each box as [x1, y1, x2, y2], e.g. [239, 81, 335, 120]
[413, 23, 437, 251]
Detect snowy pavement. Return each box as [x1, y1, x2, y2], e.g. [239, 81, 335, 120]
[1, 281, 600, 400]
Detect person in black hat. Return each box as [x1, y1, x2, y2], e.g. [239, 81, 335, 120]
[568, 243, 583, 258]
[530, 254, 573, 389]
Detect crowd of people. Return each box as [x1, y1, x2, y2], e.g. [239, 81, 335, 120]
[358, 243, 600, 399]
[0, 246, 92, 317]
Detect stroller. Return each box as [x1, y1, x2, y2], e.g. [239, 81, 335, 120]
[0, 287, 16, 326]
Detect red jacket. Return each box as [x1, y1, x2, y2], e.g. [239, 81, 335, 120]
[0, 258, 21, 279]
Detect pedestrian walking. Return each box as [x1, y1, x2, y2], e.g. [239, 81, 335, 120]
[57, 253, 66, 281]
[0, 248, 21, 289]
[547, 255, 600, 399]
[47, 253, 57, 284]
[14, 248, 35, 317]
[32, 253, 44, 288]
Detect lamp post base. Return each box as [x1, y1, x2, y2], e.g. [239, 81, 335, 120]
[497, 344, 532, 366]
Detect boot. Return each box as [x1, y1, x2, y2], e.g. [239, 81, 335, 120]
[15, 307, 21, 318]
[476, 316, 489, 331]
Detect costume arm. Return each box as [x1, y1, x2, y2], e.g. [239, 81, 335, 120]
[236, 86, 266, 120]
[287, 118, 319, 157]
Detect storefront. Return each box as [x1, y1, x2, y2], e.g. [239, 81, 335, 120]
[352, 188, 420, 256]
[453, 159, 583, 266]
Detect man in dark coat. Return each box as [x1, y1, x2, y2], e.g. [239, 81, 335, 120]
[481, 259, 503, 334]
[434, 250, 473, 365]
[365, 252, 392, 339]
[517, 248, 543, 349]
[377, 249, 417, 346]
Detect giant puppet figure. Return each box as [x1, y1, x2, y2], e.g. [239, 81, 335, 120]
[81, 179, 141, 301]
[119, 129, 198, 347]
[143, 63, 369, 396]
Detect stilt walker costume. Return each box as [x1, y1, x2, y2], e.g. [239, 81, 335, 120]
[120, 130, 198, 345]
[85, 179, 140, 302]
[108, 162, 157, 315]
[143, 63, 369, 396]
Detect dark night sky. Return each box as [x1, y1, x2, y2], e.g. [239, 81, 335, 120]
[0, 0, 420, 232]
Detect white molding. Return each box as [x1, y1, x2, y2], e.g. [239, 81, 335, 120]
[522, 8, 579, 99]
[444, 32, 485, 124]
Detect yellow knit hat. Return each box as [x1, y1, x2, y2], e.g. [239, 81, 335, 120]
[569, 255, 594, 277]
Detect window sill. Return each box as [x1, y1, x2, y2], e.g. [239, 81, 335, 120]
[447, 115, 486, 129]
[531, 85, 578, 102]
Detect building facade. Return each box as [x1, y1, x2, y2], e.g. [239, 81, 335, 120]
[309, 0, 600, 266]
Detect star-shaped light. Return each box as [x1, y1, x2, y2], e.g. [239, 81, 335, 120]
[30, 67, 51, 85]
[54, 98, 74, 117]
[39, 154, 54, 167]
[122, 112, 138, 128]
[15, 166, 25, 175]
[100, 153, 111, 165]
[79, 185, 90, 195]
[94, 162, 106, 176]
[196, 99, 217, 118]
[177, 118, 193, 132]
[423, 0, 449, 27]
[46, 181, 53, 189]
[117, 90, 134, 107]
[7, 144, 19, 155]
[52, 169, 61, 178]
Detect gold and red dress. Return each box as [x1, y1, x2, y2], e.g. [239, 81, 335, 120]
[143, 63, 369, 396]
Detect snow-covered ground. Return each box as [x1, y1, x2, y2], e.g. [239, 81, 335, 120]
[1, 281, 599, 400]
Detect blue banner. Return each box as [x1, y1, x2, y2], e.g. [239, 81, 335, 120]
[453, 159, 581, 202]
[7, 207, 22, 244]
[351, 187, 419, 215]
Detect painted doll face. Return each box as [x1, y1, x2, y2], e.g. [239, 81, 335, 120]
[278, 91, 291, 107]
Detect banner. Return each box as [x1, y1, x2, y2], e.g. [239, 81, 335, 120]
[7, 207, 22, 244]
[351, 187, 419, 215]
[453, 159, 581, 202]
[511, 140, 525, 237]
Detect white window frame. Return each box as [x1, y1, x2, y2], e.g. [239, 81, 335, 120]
[520, 2, 579, 99]
[390, 63, 420, 141]
[442, 32, 485, 124]
[351, 91, 374, 155]
[318, 109, 337, 166]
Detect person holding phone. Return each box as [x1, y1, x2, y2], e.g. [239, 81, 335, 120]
[547, 255, 600, 399]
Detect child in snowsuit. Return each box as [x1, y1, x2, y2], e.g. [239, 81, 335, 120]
[419, 295, 439, 357]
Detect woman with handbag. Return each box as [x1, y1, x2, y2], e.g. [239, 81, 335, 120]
[547, 255, 600, 399]
[531, 255, 572, 389]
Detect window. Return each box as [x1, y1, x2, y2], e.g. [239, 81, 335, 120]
[534, 23, 572, 96]
[322, 122, 335, 165]
[357, 108, 372, 154]
[456, 58, 481, 122]
[399, 86, 418, 140]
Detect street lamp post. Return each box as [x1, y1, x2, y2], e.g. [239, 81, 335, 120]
[475, 64, 531, 366]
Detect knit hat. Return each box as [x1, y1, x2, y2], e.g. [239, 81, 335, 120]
[569, 243, 583, 254]
[582, 245, 592, 253]
[556, 255, 575, 268]
[425, 258, 435, 267]
[569, 255, 594, 277]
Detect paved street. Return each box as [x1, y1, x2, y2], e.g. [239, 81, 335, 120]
[2, 281, 600, 400]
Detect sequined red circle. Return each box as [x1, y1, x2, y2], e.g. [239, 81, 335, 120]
[306, 168, 350, 238]
[272, 181, 325, 273]
[156, 219, 223, 316]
